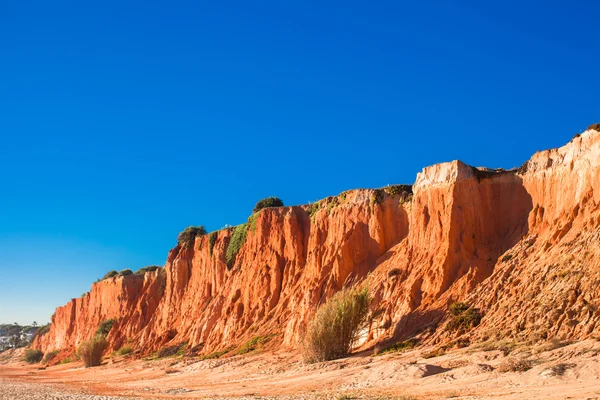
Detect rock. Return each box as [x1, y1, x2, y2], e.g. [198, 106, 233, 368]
[33, 128, 600, 359]
[405, 364, 449, 378]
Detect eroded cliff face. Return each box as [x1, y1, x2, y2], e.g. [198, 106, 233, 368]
[465, 129, 600, 342]
[33, 270, 165, 353]
[34, 128, 600, 357]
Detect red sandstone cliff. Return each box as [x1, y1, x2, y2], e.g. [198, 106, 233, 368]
[33, 127, 600, 358]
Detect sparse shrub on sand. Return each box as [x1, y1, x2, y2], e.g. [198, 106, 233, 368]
[377, 338, 418, 355]
[235, 335, 273, 355]
[199, 348, 231, 360]
[497, 357, 533, 372]
[114, 345, 133, 356]
[77, 336, 108, 368]
[154, 342, 188, 359]
[24, 349, 44, 364]
[302, 286, 371, 363]
[42, 350, 59, 363]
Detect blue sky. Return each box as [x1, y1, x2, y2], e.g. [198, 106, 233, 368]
[0, 1, 598, 325]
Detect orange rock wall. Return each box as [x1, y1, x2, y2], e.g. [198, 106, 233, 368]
[34, 128, 600, 356]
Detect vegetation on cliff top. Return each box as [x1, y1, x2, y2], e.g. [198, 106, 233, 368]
[587, 123, 600, 132]
[178, 226, 207, 246]
[135, 265, 162, 275]
[253, 197, 284, 213]
[100, 270, 118, 280]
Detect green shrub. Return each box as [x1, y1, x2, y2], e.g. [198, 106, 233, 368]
[42, 350, 59, 363]
[449, 302, 470, 316]
[115, 345, 133, 356]
[235, 335, 273, 355]
[101, 270, 118, 280]
[446, 302, 482, 332]
[208, 232, 218, 257]
[587, 123, 600, 132]
[497, 357, 533, 372]
[78, 336, 108, 367]
[252, 197, 284, 213]
[370, 190, 385, 206]
[25, 349, 44, 364]
[118, 269, 133, 277]
[378, 338, 418, 355]
[248, 213, 258, 233]
[155, 342, 187, 358]
[199, 348, 231, 360]
[178, 226, 207, 246]
[95, 319, 116, 338]
[326, 197, 340, 214]
[307, 202, 321, 219]
[135, 265, 161, 275]
[384, 185, 412, 197]
[302, 287, 371, 363]
[226, 223, 249, 269]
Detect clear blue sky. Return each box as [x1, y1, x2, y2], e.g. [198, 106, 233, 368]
[0, 1, 598, 325]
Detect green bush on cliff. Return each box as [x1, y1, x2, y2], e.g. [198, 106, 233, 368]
[135, 265, 161, 275]
[226, 223, 248, 269]
[95, 319, 116, 338]
[100, 270, 118, 281]
[235, 335, 274, 355]
[114, 345, 133, 356]
[446, 302, 482, 332]
[118, 269, 133, 277]
[587, 123, 600, 132]
[42, 350, 59, 363]
[25, 349, 44, 364]
[208, 231, 218, 257]
[252, 197, 284, 213]
[302, 286, 371, 363]
[178, 226, 207, 246]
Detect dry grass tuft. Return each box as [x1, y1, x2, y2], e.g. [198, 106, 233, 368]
[497, 357, 533, 373]
[77, 336, 108, 368]
[302, 286, 370, 363]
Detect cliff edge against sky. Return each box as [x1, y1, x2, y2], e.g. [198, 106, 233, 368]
[34, 126, 600, 360]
